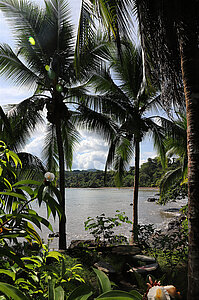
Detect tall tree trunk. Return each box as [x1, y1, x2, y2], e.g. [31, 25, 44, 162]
[180, 15, 199, 298]
[130, 139, 140, 244]
[55, 118, 67, 250]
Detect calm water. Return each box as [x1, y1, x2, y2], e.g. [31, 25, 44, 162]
[32, 188, 187, 249]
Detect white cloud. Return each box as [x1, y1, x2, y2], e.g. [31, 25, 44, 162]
[0, 85, 33, 107]
[73, 151, 107, 170]
[22, 125, 46, 158]
[72, 131, 108, 170]
[140, 151, 157, 165]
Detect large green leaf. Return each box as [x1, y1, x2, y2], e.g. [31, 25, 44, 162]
[129, 291, 143, 299]
[93, 268, 111, 293]
[19, 213, 53, 231]
[0, 191, 27, 200]
[46, 251, 63, 261]
[55, 286, 64, 300]
[96, 290, 142, 299]
[48, 278, 55, 300]
[0, 282, 29, 300]
[67, 285, 93, 300]
[13, 180, 41, 186]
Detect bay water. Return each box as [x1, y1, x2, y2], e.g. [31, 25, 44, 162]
[32, 188, 187, 249]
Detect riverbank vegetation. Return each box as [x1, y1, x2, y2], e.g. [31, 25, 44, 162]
[64, 157, 179, 188]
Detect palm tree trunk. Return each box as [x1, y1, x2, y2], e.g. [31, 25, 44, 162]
[180, 24, 199, 298]
[130, 139, 140, 244]
[55, 119, 67, 250]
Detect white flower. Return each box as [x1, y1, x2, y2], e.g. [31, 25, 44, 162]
[44, 172, 55, 182]
[147, 286, 170, 300]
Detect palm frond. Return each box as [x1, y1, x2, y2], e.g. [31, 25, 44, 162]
[61, 118, 80, 170]
[0, 106, 14, 144]
[75, 0, 95, 75]
[17, 152, 46, 180]
[0, 44, 39, 87]
[113, 136, 133, 187]
[73, 105, 117, 144]
[159, 167, 183, 202]
[0, 0, 43, 38]
[4, 97, 45, 151]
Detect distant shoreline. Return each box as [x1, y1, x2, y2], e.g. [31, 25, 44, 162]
[66, 187, 159, 190]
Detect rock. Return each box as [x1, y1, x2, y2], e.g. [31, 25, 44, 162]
[111, 245, 141, 256]
[133, 254, 156, 263]
[147, 197, 158, 202]
[48, 232, 59, 238]
[94, 261, 116, 273]
[68, 239, 96, 249]
[129, 262, 159, 274]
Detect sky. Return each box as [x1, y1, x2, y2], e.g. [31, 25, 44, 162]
[0, 0, 157, 170]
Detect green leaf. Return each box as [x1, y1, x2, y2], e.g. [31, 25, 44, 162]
[2, 178, 12, 190]
[24, 223, 42, 245]
[37, 184, 45, 206]
[96, 290, 142, 299]
[93, 268, 111, 293]
[48, 278, 55, 300]
[67, 285, 93, 300]
[0, 269, 16, 281]
[21, 257, 42, 267]
[49, 185, 62, 204]
[0, 247, 24, 267]
[0, 192, 26, 201]
[46, 251, 63, 261]
[16, 186, 34, 196]
[8, 151, 22, 168]
[55, 286, 64, 300]
[19, 213, 53, 231]
[0, 282, 29, 300]
[13, 180, 41, 187]
[129, 291, 143, 300]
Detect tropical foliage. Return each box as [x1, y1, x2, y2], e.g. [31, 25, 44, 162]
[0, 143, 142, 299]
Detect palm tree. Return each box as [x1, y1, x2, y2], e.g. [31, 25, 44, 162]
[85, 40, 165, 242]
[0, 0, 83, 249]
[78, 1, 199, 296]
[0, 0, 117, 249]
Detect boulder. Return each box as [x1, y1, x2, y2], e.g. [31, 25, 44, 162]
[129, 262, 159, 274]
[94, 261, 116, 274]
[147, 197, 158, 202]
[132, 254, 156, 263]
[68, 239, 96, 249]
[111, 245, 141, 256]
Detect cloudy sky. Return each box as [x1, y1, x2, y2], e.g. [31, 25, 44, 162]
[0, 0, 156, 170]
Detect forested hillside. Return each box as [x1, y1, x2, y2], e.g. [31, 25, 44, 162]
[65, 157, 180, 188]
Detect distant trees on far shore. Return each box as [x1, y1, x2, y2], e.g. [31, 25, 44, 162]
[64, 157, 181, 188]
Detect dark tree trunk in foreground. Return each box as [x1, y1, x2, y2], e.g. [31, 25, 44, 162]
[180, 10, 199, 298]
[55, 118, 67, 250]
[130, 139, 140, 244]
